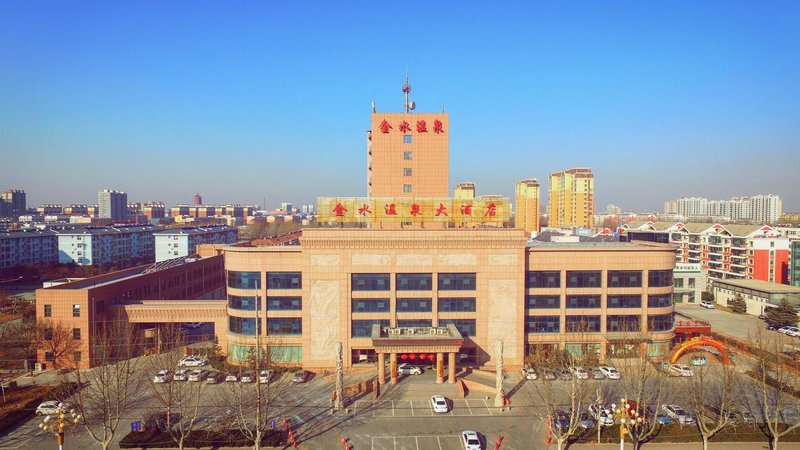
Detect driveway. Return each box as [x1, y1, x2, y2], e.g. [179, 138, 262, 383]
[675, 303, 765, 341]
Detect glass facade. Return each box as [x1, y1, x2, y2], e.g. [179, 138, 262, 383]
[228, 295, 259, 311]
[352, 319, 390, 338]
[396, 298, 432, 313]
[352, 274, 390, 291]
[526, 271, 561, 288]
[525, 316, 560, 333]
[352, 298, 390, 313]
[647, 294, 672, 308]
[229, 317, 260, 335]
[607, 271, 642, 288]
[648, 313, 674, 331]
[267, 318, 302, 335]
[440, 319, 476, 337]
[607, 295, 642, 308]
[438, 273, 476, 291]
[648, 270, 673, 287]
[396, 273, 432, 290]
[526, 295, 560, 309]
[228, 271, 260, 289]
[565, 316, 601, 332]
[267, 272, 302, 289]
[607, 315, 641, 332]
[566, 271, 602, 288]
[267, 297, 301, 310]
[269, 345, 303, 362]
[566, 295, 601, 308]
[438, 297, 476, 312]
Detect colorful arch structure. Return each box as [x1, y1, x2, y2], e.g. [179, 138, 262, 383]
[670, 336, 730, 365]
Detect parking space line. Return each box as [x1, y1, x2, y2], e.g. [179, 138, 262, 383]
[483, 398, 494, 415]
[392, 400, 396, 417]
[465, 399, 473, 415]
[393, 436, 397, 450]
[415, 436, 419, 450]
[411, 401, 415, 416]
[437, 436, 443, 450]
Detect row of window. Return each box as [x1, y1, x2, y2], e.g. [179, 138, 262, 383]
[43, 304, 81, 318]
[526, 294, 672, 309]
[352, 297, 477, 313]
[227, 272, 302, 290]
[228, 317, 302, 336]
[525, 313, 674, 333]
[350, 319, 477, 338]
[228, 295, 302, 311]
[526, 270, 674, 288]
[352, 273, 476, 291]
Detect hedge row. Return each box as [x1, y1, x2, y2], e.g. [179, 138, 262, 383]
[119, 429, 283, 449]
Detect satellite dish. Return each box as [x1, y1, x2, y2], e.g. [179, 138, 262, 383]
[409, 101, 416, 110]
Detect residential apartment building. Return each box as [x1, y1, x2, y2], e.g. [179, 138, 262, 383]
[667, 195, 783, 224]
[515, 179, 540, 234]
[454, 182, 476, 200]
[0, 230, 58, 268]
[169, 204, 256, 219]
[98, 190, 128, 220]
[713, 278, 800, 317]
[142, 202, 166, 221]
[547, 168, 594, 229]
[621, 222, 789, 284]
[0, 189, 26, 218]
[791, 241, 800, 287]
[154, 226, 238, 262]
[54, 225, 160, 267]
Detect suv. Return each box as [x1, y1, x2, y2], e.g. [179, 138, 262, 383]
[397, 364, 422, 375]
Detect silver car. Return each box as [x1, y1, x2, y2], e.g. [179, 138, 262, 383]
[663, 404, 695, 425]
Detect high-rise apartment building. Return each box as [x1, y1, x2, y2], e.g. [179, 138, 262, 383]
[515, 179, 540, 233]
[98, 189, 128, 220]
[193, 192, 203, 206]
[453, 182, 476, 200]
[548, 168, 594, 228]
[367, 79, 449, 198]
[668, 194, 782, 224]
[1, 189, 26, 218]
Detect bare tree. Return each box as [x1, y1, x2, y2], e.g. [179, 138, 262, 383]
[688, 360, 739, 450]
[38, 319, 81, 369]
[60, 321, 148, 450]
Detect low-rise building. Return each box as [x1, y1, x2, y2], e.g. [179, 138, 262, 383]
[54, 225, 161, 267]
[672, 263, 706, 304]
[713, 278, 800, 317]
[154, 226, 238, 262]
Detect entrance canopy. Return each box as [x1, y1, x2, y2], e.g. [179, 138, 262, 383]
[371, 324, 464, 354]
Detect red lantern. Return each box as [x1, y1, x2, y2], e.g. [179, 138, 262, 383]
[428, 353, 435, 361]
[401, 354, 408, 361]
[419, 353, 426, 361]
[409, 354, 417, 360]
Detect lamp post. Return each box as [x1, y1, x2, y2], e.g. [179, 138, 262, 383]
[39, 408, 81, 450]
[610, 398, 642, 450]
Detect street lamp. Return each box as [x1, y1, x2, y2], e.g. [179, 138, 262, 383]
[39, 408, 81, 450]
[610, 398, 642, 450]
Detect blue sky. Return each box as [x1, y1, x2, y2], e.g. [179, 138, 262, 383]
[2, 1, 799, 212]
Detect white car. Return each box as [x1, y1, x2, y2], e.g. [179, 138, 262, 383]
[153, 369, 172, 383]
[225, 372, 239, 382]
[173, 369, 190, 381]
[461, 430, 482, 450]
[188, 369, 209, 382]
[669, 364, 694, 377]
[700, 300, 714, 309]
[259, 370, 273, 384]
[779, 327, 800, 337]
[521, 366, 537, 380]
[178, 356, 207, 367]
[599, 366, 621, 379]
[588, 404, 614, 426]
[397, 363, 422, 375]
[35, 401, 73, 416]
[663, 404, 695, 425]
[571, 367, 589, 380]
[431, 395, 449, 413]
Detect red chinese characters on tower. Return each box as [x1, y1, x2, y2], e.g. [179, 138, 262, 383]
[379, 120, 392, 134]
[416, 120, 427, 133]
[460, 204, 472, 216]
[332, 202, 348, 217]
[399, 121, 411, 133]
[410, 203, 421, 217]
[485, 202, 497, 218]
[433, 119, 443, 134]
[384, 203, 398, 215]
[358, 203, 372, 216]
[435, 203, 448, 217]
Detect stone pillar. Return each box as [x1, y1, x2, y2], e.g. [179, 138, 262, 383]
[448, 352, 456, 384]
[390, 353, 398, 384]
[377, 352, 386, 385]
[335, 342, 343, 411]
[494, 340, 505, 407]
[436, 352, 444, 384]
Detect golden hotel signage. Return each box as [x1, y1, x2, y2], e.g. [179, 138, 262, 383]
[317, 197, 510, 224]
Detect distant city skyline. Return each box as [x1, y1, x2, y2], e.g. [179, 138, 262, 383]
[2, 2, 799, 212]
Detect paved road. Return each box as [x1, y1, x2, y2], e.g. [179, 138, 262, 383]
[676, 303, 765, 341]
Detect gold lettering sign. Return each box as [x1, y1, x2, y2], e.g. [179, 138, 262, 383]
[317, 197, 510, 224]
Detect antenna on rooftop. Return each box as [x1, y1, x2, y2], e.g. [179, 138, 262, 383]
[403, 70, 413, 113]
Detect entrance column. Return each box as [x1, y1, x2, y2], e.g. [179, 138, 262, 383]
[390, 353, 398, 384]
[377, 352, 386, 384]
[448, 352, 456, 384]
[436, 352, 444, 384]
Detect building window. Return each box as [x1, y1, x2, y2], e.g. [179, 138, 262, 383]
[73, 328, 81, 340]
[648, 270, 673, 287]
[526, 271, 561, 288]
[44, 305, 52, 317]
[396, 319, 432, 328]
[607, 295, 642, 308]
[352, 273, 390, 291]
[440, 319, 476, 337]
[396, 273, 432, 290]
[404, 151, 412, 160]
[673, 278, 684, 288]
[43, 328, 53, 340]
[438, 297, 476, 312]
[228, 271, 260, 289]
[647, 294, 672, 308]
[396, 298, 432, 313]
[566, 271, 602, 288]
[403, 184, 412, 193]
[267, 272, 301, 289]
[72, 304, 81, 317]
[269, 345, 302, 363]
[526, 296, 560, 309]
[352, 319, 390, 338]
[565, 316, 601, 333]
[525, 316, 560, 333]
[607, 315, 641, 332]
[607, 271, 642, 288]
[403, 134, 412, 144]
[228, 317, 260, 336]
[267, 318, 302, 335]
[45, 351, 54, 361]
[688, 278, 696, 288]
[267, 297, 302, 310]
[403, 168, 412, 176]
[566, 295, 601, 308]
[228, 295, 260, 311]
[352, 298, 390, 313]
[648, 313, 674, 331]
[74, 351, 81, 362]
[438, 273, 476, 291]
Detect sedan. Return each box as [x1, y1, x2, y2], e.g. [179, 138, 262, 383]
[153, 369, 172, 384]
[557, 368, 572, 380]
[461, 430, 482, 450]
[259, 370, 274, 384]
[700, 300, 715, 309]
[188, 369, 209, 382]
[225, 372, 239, 382]
[178, 356, 207, 367]
[599, 366, 621, 380]
[553, 410, 571, 431]
[589, 368, 605, 380]
[588, 404, 614, 426]
[431, 395, 449, 413]
[240, 371, 255, 383]
[779, 326, 800, 337]
[521, 366, 537, 380]
[647, 406, 672, 425]
[398, 363, 422, 375]
[292, 370, 308, 383]
[542, 368, 557, 380]
[571, 367, 589, 380]
[578, 412, 596, 430]
[36, 401, 73, 416]
[173, 369, 190, 381]
[767, 323, 782, 331]
[205, 371, 224, 384]
[663, 404, 695, 425]
[669, 364, 694, 377]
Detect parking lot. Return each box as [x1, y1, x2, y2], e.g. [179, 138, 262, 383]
[353, 398, 497, 418]
[370, 434, 465, 450]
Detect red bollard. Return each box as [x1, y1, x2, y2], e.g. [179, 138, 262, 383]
[342, 437, 349, 449]
[495, 435, 504, 450]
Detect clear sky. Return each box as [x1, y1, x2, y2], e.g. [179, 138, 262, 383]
[2, 1, 799, 212]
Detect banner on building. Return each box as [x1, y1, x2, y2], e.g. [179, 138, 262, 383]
[317, 197, 510, 224]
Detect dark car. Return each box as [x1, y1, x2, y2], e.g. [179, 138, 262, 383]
[557, 368, 572, 380]
[767, 323, 782, 331]
[542, 368, 557, 380]
[554, 410, 571, 431]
